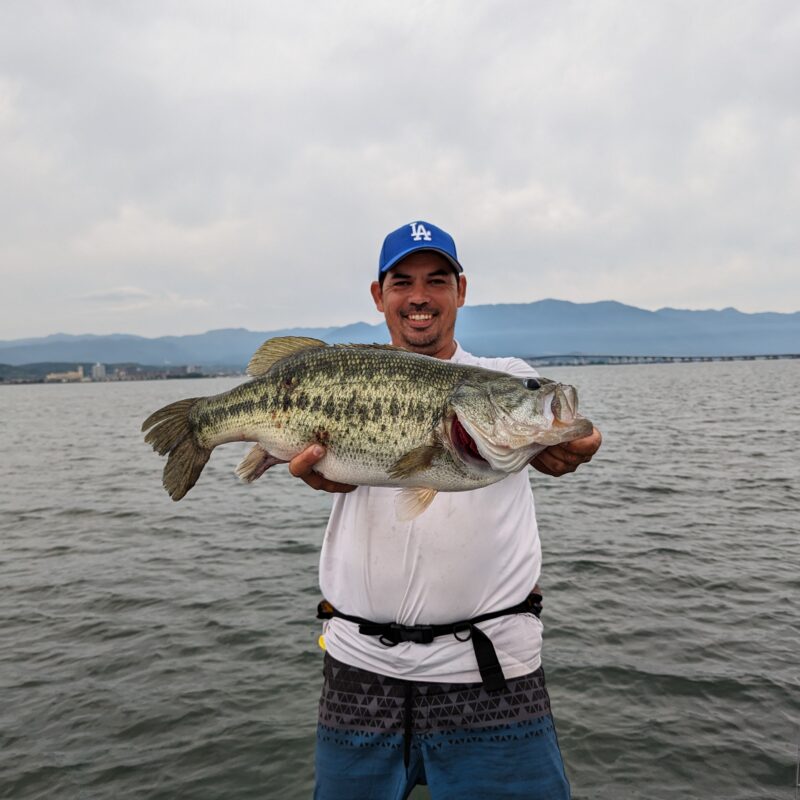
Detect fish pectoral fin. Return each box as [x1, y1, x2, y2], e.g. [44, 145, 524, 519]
[247, 336, 328, 377]
[235, 444, 287, 482]
[395, 488, 438, 521]
[387, 443, 444, 479]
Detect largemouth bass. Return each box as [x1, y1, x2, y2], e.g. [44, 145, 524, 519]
[142, 336, 592, 518]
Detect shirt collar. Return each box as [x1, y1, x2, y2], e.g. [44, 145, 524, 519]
[448, 340, 467, 363]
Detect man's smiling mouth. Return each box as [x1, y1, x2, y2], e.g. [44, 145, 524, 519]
[405, 313, 436, 321]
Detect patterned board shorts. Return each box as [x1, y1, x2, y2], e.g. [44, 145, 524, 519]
[315, 654, 571, 800]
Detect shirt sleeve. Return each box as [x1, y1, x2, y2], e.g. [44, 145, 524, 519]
[496, 357, 540, 380]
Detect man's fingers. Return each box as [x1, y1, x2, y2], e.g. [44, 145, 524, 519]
[289, 445, 325, 478]
[288, 445, 358, 493]
[561, 427, 602, 457]
[531, 426, 603, 477]
[299, 470, 325, 489]
[532, 449, 578, 476]
[560, 446, 586, 466]
[317, 479, 358, 493]
[543, 445, 584, 468]
[531, 453, 561, 476]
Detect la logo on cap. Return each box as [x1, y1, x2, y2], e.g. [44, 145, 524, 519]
[409, 222, 432, 242]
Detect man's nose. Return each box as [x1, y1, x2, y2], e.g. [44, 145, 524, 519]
[407, 281, 430, 305]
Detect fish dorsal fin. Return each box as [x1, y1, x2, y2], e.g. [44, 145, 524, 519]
[334, 343, 408, 352]
[395, 487, 438, 521]
[247, 336, 328, 376]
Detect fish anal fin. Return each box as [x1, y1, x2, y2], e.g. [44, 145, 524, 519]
[235, 444, 287, 482]
[387, 443, 443, 480]
[247, 336, 328, 377]
[395, 488, 438, 521]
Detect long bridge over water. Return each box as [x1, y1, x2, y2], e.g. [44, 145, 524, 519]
[523, 353, 799, 367]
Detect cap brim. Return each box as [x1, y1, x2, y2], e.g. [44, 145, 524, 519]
[379, 246, 463, 274]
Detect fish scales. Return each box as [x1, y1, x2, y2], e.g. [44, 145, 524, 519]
[142, 336, 593, 514]
[191, 346, 469, 485]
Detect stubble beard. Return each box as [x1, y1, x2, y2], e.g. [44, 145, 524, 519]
[400, 330, 440, 354]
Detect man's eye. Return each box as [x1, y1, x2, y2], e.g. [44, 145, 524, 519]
[524, 378, 540, 390]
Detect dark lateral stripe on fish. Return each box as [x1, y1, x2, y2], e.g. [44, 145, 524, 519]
[194, 399, 260, 430]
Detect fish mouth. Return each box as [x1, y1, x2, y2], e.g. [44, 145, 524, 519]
[448, 383, 591, 470]
[449, 414, 489, 467]
[548, 385, 578, 426]
[543, 385, 593, 441]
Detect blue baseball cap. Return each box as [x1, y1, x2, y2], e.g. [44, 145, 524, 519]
[378, 221, 463, 278]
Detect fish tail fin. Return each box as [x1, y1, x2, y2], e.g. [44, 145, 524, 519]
[142, 398, 211, 500]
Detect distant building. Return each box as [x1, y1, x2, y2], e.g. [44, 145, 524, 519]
[45, 365, 84, 383]
[91, 363, 107, 380]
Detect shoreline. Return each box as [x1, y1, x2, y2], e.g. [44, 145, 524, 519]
[1, 353, 797, 385]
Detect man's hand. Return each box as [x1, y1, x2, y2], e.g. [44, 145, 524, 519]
[531, 426, 602, 477]
[288, 445, 358, 493]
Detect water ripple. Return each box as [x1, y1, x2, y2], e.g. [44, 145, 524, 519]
[1, 363, 798, 799]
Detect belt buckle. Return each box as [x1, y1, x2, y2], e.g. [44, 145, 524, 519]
[392, 623, 435, 644]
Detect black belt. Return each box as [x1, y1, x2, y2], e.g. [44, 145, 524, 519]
[316, 591, 542, 694]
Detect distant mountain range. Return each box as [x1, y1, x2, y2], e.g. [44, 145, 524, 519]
[1, 300, 798, 367]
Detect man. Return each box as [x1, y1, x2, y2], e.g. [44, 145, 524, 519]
[290, 221, 602, 799]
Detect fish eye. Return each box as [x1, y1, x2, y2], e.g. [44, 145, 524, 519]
[524, 378, 540, 390]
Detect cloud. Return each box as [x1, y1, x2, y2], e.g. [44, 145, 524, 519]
[71, 205, 258, 275]
[78, 286, 209, 312]
[0, 0, 798, 338]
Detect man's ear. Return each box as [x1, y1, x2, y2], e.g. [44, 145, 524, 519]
[370, 280, 384, 312]
[457, 274, 467, 308]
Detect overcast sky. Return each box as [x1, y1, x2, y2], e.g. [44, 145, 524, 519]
[1, 1, 798, 339]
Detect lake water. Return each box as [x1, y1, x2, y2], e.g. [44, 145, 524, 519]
[1, 360, 798, 799]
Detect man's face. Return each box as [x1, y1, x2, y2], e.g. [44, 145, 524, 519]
[370, 251, 467, 359]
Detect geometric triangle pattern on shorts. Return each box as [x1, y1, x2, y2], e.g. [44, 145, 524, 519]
[318, 654, 552, 734]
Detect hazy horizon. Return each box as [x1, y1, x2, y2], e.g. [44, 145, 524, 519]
[2, 296, 799, 344]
